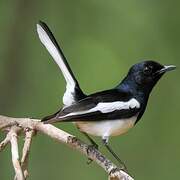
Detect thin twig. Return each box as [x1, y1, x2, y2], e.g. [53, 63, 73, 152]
[9, 127, 25, 180]
[21, 129, 34, 179]
[0, 132, 11, 151]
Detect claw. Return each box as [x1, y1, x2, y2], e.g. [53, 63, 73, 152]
[86, 144, 98, 164]
[87, 158, 93, 164]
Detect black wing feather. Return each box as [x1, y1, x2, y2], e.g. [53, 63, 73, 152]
[42, 89, 140, 123]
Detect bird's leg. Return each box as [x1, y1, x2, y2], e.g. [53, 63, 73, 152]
[82, 132, 99, 164]
[83, 132, 98, 149]
[102, 137, 128, 172]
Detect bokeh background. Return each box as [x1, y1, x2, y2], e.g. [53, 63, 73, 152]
[0, 0, 180, 179]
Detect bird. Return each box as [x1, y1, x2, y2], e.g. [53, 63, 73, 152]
[37, 21, 176, 170]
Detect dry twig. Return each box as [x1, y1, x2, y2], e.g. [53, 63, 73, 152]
[9, 126, 24, 180]
[20, 129, 34, 179]
[0, 132, 11, 151]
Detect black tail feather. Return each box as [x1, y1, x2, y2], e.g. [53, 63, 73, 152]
[41, 110, 60, 124]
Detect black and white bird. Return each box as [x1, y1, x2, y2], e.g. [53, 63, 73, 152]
[37, 21, 176, 169]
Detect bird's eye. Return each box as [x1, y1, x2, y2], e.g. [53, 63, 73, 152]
[143, 66, 153, 75]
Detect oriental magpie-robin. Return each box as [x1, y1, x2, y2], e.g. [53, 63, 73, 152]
[37, 21, 176, 170]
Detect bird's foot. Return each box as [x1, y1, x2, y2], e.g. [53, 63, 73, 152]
[115, 160, 128, 173]
[87, 158, 93, 164]
[109, 167, 130, 178]
[86, 144, 99, 164]
[119, 165, 128, 173]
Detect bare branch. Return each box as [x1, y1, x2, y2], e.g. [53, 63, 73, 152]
[109, 168, 133, 180]
[21, 129, 35, 179]
[0, 115, 134, 180]
[9, 126, 24, 180]
[0, 132, 11, 151]
[0, 121, 17, 129]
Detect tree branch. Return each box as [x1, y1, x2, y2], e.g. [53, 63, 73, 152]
[20, 129, 34, 179]
[0, 131, 11, 151]
[0, 115, 134, 180]
[9, 126, 24, 180]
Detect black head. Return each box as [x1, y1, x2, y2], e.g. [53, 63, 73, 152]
[121, 60, 176, 94]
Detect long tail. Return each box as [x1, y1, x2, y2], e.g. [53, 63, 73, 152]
[37, 21, 86, 108]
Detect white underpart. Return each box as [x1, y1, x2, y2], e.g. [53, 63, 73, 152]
[75, 116, 137, 137]
[37, 24, 76, 106]
[63, 98, 140, 118]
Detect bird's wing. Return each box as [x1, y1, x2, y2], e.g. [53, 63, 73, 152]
[42, 90, 141, 123]
[37, 21, 86, 106]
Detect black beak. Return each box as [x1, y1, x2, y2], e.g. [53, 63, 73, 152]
[155, 65, 176, 75]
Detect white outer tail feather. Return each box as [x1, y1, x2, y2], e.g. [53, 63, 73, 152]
[37, 23, 76, 106]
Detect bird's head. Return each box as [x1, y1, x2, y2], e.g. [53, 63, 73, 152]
[123, 60, 176, 93]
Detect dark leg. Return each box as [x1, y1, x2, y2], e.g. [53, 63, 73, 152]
[82, 132, 99, 164]
[102, 137, 128, 171]
[83, 132, 98, 149]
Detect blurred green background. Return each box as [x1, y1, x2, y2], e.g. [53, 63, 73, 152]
[0, 0, 179, 179]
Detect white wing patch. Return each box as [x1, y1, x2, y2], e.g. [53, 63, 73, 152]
[62, 98, 140, 117]
[37, 24, 76, 106]
[94, 98, 140, 113]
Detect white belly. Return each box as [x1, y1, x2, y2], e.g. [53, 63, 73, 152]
[75, 116, 137, 137]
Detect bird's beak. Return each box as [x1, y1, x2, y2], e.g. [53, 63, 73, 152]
[155, 65, 176, 75]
